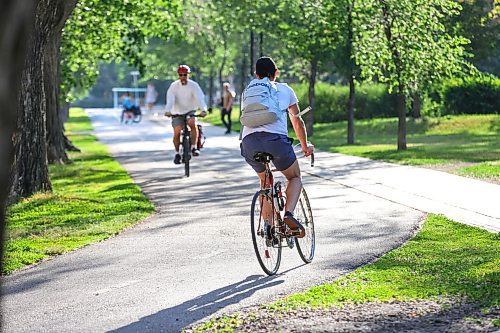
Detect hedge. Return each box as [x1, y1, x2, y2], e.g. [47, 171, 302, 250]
[290, 76, 499, 123]
[426, 76, 500, 116]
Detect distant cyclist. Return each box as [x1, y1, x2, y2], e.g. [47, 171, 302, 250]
[165, 65, 207, 164]
[240, 57, 314, 238]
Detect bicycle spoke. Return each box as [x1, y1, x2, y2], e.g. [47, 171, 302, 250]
[251, 191, 281, 275]
[295, 188, 315, 263]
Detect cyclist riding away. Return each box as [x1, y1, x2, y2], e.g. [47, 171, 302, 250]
[165, 65, 207, 164]
[240, 57, 314, 238]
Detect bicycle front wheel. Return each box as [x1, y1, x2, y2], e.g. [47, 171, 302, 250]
[250, 191, 281, 275]
[182, 135, 190, 177]
[295, 188, 315, 263]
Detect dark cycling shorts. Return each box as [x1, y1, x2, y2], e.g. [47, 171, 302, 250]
[240, 132, 296, 173]
[171, 111, 196, 128]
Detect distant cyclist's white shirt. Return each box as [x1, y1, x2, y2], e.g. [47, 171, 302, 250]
[241, 80, 298, 139]
[165, 79, 208, 115]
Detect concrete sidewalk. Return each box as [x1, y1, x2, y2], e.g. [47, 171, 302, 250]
[303, 152, 500, 233]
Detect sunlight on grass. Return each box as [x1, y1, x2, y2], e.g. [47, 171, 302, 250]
[269, 215, 499, 310]
[4, 108, 154, 274]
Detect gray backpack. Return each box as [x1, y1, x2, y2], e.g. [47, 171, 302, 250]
[240, 78, 283, 128]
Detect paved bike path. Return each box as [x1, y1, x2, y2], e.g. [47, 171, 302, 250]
[2, 108, 496, 332]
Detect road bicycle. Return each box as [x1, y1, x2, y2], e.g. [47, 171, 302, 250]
[166, 111, 205, 177]
[250, 151, 315, 275]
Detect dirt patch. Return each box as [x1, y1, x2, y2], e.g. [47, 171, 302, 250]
[189, 299, 499, 333]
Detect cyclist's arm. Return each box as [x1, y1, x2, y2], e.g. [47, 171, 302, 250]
[165, 85, 176, 113]
[288, 103, 313, 156]
[193, 82, 208, 112]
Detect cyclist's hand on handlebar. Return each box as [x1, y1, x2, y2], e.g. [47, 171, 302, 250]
[164, 111, 172, 117]
[303, 144, 315, 157]
[199, 110, 207, 117]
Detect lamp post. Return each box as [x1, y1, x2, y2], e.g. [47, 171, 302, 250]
[130, 70, 140, 102]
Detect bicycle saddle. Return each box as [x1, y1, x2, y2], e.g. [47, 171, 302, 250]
[253, 152, 273, 163]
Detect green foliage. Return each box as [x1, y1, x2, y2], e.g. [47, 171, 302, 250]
[425, 75, 500, 116]
[4, 109, 154, 274]
[291, 82, 399, 122]
[354, 0, 472, 94]
[269, 214, 500, 309]
[61, 0, 183, 102]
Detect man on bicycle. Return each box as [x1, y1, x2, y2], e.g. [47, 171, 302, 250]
[165, 65, 207, 164]
[240, 57, 314, 238]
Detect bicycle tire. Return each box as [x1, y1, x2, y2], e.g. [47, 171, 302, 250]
[295, 188, 315, 263]
[250, 191, 281, 275]
[182, 135, 190, 177]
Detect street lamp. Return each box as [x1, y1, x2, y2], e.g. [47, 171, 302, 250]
[130, 70, 140, 102]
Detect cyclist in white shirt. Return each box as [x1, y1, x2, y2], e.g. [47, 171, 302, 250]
[165, 65, 207, 164]
[240, 57, 314, 238]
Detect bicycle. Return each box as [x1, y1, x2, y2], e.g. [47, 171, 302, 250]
[250, 151, 315, 275]
[165, 111, 205, 177]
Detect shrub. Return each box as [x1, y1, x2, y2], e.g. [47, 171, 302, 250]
[425, 76, 500, 116]
[290, 82, 398, 123]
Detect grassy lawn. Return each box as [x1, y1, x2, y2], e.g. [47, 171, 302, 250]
[192, 214, 500, 332]
[4, 108, 154, 275]
[204, 112, 499, 181]
[310, 115, 500, 181]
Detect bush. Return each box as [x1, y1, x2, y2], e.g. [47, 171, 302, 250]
[290, 82, 398, 123]
[425, 76, 500, 116]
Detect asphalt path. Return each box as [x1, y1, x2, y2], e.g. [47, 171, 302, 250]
[5, 107, 481, 333]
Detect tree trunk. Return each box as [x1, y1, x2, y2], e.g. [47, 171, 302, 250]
[382, 1, 407, 150]
[45, 32, 69, 164]
[346, 0, 356, 145]
[0, 0, 37, 275]
[347, 75, 356, 144]
[411, 90, 421, 118]
[249, 30, 255, 77]
[397, 88, 407, 150]
[259, 32, 263, 57]
[45, 0, 77, 164]
[10, 0, 77, 202]
[240, 40, 247, 96]
[208, 70, 214, 109]
[306, 59, 317, 137]
[218, 29, 227, 106]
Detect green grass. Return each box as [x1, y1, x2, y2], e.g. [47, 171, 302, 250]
[4, 108, 154, 274]
[204, 107, 241, 133]
[190, 215, 500, 332]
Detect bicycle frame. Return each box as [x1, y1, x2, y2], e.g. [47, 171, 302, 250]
[257, 161, 287, 248]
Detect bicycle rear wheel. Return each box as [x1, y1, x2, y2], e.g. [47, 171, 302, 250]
[182, 135, 190, 177]
[295, 188, 315, 263]
[250, 191, 281, 275]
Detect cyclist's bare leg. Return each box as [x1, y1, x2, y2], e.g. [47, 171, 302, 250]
[173, 125, 182, 152]
[188, 118, 198, 148]
[257, 171, 274, 221]
[281, 160, 302, 213]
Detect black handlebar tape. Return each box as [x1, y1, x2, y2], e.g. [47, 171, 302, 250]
[311, 153, 315, 167]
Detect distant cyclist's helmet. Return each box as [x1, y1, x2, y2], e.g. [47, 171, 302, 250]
[177, 65, 191, 74]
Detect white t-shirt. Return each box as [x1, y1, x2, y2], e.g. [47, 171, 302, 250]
[241, 81, 298, 139]
[145, 85, 157, 104]
[165, 79, 207, 115]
